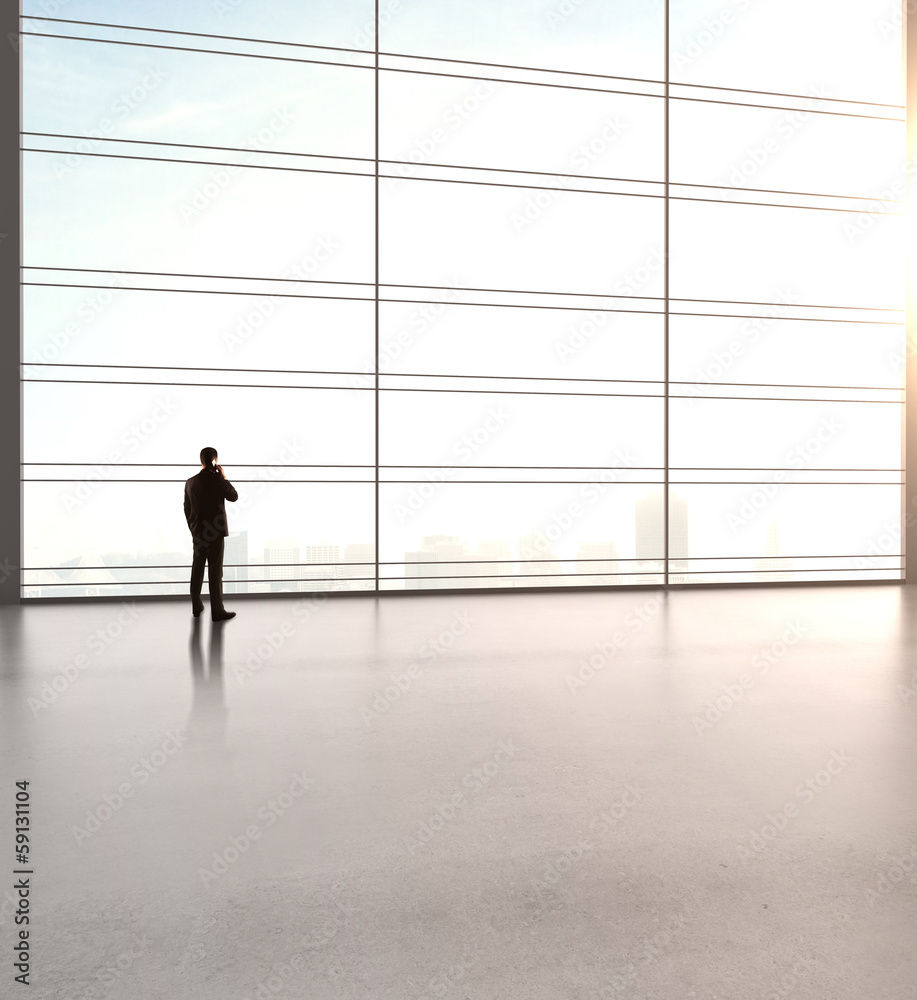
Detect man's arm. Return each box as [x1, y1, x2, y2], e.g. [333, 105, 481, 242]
[183, 482, 192, 530]
[216, 466, 238, 503]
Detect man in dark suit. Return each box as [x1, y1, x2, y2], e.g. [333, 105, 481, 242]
[184, 446, 239, 622]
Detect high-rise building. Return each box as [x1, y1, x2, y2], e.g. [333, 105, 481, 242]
[576, 542, 620, 583]
[264, 538, 300, 592]
[475, 540, 514, 588]
[635, 493, 688, 583]
[340, 543, 375, 591]
[304, 542, 340, 589]
[518, 532, 555, 584]
[404, 535, 468, 589]
[755, 521, 793, 583]
[224, 531, 249, 594]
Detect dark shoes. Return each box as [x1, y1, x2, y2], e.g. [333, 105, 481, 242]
[192, 606, 204, 618]
[212, 611, 237, 622]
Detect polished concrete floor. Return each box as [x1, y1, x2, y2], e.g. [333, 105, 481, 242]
[2, 584, 917, 999]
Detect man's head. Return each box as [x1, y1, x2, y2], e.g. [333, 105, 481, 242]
[200, 446, 218, 469]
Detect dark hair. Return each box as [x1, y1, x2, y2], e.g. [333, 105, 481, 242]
[200, 446, 218, 467]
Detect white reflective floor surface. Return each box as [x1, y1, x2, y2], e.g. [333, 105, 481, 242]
[2, 583, 916, 999]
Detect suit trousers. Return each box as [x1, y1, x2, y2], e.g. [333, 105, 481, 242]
[190, 535, 225, 616]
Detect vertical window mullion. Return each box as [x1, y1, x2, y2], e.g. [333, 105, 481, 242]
[374, 1, 380, 595]
[664, 0, 670, 588]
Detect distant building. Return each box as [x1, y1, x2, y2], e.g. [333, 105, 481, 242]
[340, 543, 375, 590]
[264, 538, 300, 592]
[635, 492, 688, 583]
[404, 535, 468, 590]
[224, 531, 249, 594]
[304, 542, 340, 589]
[22, 549, 122, 598]
[517, 532, 555, 584]
[475, 540, 514, 588]
[755, 521, 793, 583]
[576, 541, 620, 583]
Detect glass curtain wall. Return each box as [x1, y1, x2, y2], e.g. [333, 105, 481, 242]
[20, 1, 905, 597]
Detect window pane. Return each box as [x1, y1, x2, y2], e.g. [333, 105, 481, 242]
[668, 484, 902, 574]
[23, 482, 376, 595]
[24, 382, 374, 465]
[670, 316, 905, 390]
[671, 200, 905, 310]
[670, 0, 902, 105]
[380, 71, 663, 180]
[378, 301, 663, 381]
[24, 152, 374, 280]
[22, 0, 378, 51]
[382, 0, 665, 80]
[381, 180, 663, 295]
[24, 286, 375, 373]
[378, 483, 664, 588]
[23, 36, 375, 159]
[671, 99, 904, 199]
[380, 390, 664, 468]
[670, 399, 902, 471]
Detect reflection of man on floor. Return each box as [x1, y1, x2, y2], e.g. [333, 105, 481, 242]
[184, 446, 239, 622]
[187, 617, 227, 742]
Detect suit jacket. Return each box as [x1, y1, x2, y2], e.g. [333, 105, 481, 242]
[184, 467, 238, 542]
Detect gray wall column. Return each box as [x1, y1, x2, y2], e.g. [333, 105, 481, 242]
[0, 5, 21, 604]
